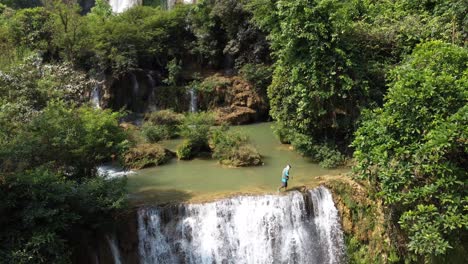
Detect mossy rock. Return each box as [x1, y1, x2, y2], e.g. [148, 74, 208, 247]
[219, 144, 263, 167]
[123, 144, 174, 169]
[176, 140, 194, 160]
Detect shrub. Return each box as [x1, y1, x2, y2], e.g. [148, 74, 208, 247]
[239, 63, 272, 94]
[141, 123, 171, 143]
[123, 143, 172, 169]
[221, 144, 262, 167]
[142, 110, 184, 142]
[178, 112, 215, 148]
[176, 140, 194, 160]
[209, 128, 262, 167]
[291, 133, 344, 168]
[144, 109, 184, 127]
[315, 145, 345, 169]
[272, 121, 294, 144]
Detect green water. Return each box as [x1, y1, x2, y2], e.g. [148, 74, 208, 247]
[127, 123, 348, 204]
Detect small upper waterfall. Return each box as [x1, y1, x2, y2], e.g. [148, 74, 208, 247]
[109, 0, 142, 13]
[131, 73, 139, 96]
[108, 0, 195, 13]
[107, 235, 122, 264]
[137, 186, 346, 264]
[91, 84, 101, 109]
[189, 87, 197, 112]
[129, 73, 140, 109]
[166, 0, 197, 10]
[147, 73, 158, 112]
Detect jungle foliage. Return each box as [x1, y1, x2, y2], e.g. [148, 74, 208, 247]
[0, 0, 467, 262]
[352, 41, 467, 261]
[248, 0, 466, 163]
[0, 101, 128, 263]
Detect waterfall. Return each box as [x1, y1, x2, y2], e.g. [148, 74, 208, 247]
[109, 0, 142, 13]
[167, 0, 177, 9]
[310, 186, 346, 264]
[131, 73, 139, 96]
[97, 164, 135, 179]
[129, 72, 139, 105]
[189, 87, 197, 112]
[107, 235, 122, 264]
[91, 84, 101, 109]
[147, 73, 158, 112]
[137, 186, 346, 264]
[108, 0, 194, 13]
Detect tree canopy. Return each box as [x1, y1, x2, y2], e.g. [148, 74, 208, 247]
[353, 41, 467, 260]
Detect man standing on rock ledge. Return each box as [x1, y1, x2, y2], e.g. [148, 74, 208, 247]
[278, 164, 292, 192]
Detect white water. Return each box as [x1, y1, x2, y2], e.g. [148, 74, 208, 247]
[310, 186, 346, 264]
[147, 73, 158, 112]
[189, 87, 197, 112]
[91, 84, 101, 109]
[107, 235, 123, 264]
[97, 164, 135, 179]
[109, 0, 142, 13]
[137, 186, 346, 264]
[130, 73, 139, 97]
[166, 0, 196, 10]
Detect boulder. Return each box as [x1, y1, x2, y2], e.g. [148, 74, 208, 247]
[123, 144, 175, 169]
[198, 74, 268, 124]
[215, 106, 257, 125]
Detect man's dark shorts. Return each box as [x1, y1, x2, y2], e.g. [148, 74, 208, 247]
[282, 181, 288, 188]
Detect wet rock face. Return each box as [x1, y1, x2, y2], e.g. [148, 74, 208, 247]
[198, 74, 269, 124]
[106, 71, 165, 113]
[71, 211, 140, 264]
[79, 0, 96, 14]
[214, 106, 257, 125]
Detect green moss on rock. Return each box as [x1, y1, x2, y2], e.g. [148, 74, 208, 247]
[123, 143, 174, 169]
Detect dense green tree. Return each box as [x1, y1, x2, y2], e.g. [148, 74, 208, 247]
[0, 101, 128, 178]
[85, 5, 192, 76]
[0, 56, 93, 121]
[9, 7, 52, 52]
[43, 0, 88, 62]
[352, 41, 467, 260]
[0, 168, 126, 263]
[0, 0, 41, 9]
[249, 0, 384, 159]
[189, 0, 270, 69]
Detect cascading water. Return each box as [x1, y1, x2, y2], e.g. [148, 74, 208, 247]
[147, 73, 158, 112]
[91, 84, 101, 109]
[189, 87, 197, 112]
[107, 235, 123, 264]
[129, 73, 140, 111]
[137, 186, 346, 264]
[130, 73, 139, 97]
[109, 0, 142, 13]
[167, 0, 197, 10]
[309, 186, 346, 264]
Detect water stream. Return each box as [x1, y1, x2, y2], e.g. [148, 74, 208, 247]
[189, 87, 197, 112]
[137, 186, 346, 264]
[147, 73, 158, 112]
[91, 84, 101, 109]
[109, 0, 142, 13]
[107, 234, 123, 264]
[127, 123, 348, 204]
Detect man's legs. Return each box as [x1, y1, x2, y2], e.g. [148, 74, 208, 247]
[278, 181, 287, 192]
